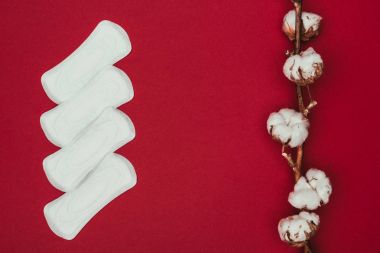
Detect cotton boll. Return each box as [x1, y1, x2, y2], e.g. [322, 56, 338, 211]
[293, 177, 310, 192]
[267, 108, 309, 148]
[283, 47, 323, 86]
[288, 177, 321, 210]
[306, 168, 332, 204]
[289, 169, 332, 210]
[288, 111, 308, 125]
[272, 124, 292, 144]
[278, 216, 309, 243]
[299, 211, 320, 227]
[288, 123, 309, 148]
[278, 108, 297, 124]
[266, 112, 285, 133]
[278, 212, 319, 246]
[282, 10, 322, 41]
[288, 187, 321, 210]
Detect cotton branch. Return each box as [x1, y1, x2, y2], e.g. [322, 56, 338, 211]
[271, 2, 331, 253]
[291, 1, 318, 118]
[293, 1, 310, 252]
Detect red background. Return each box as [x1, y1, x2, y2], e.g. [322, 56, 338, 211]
[1, 0, 379, 252]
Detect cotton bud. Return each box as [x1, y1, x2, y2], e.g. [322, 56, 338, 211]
[282, 10, 322, 41]
[289, 168, 332, 210]
[267, 108, 309, 148]
[283, 47, 323, 85]
[278, 211, 319, 246]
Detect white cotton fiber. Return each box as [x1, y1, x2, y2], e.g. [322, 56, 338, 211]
[283, 47, 323, 85]
[288, 177, 321, 210]
[267, 108, 309, 147]
[282, 10, 322, 41]
[306, 168, 332, 204]
[278, 211, 319, 245]
[288, 168, 332, 210]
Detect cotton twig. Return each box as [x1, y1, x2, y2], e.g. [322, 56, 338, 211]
[293, 1, 310, 252]
[304, 242, 312, 253]
[273, 2, 331, 251]
[282, 145, 296, 168]
[303, 100, 317, 116]
[293, 0, 304, 181]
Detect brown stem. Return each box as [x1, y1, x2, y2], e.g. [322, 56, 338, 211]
[282, 152, 296, 168]
[282, 145, 296, 168]
[293, 0, 305, 113]
[303, 84, 317, 116]
[292, 0, 303, 185]
[304, 242, 312, 253]
[304, 100, 317, 116]
[293, 0, 302, 54]
[294, 146, 302, 181]
[296, 86, 305, 113]
[292, 1, 311, 253]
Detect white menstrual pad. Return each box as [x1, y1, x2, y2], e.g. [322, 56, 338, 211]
[41, 66, 133, 147]
[43, 107, 135, 192]
[42, 20, 132, 103]
[44, 153, 137, 240]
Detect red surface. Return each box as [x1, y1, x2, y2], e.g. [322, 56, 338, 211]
[0, 0, 379, 252]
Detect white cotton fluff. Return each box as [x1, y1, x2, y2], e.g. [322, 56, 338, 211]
[283, 47, 323, 85]
[306, 168, 332, 204]
[278, 211, 319, 244]
[289, 168, 332, 210]
[283, 10, 322, 41]
[267, 108, 309, 148]
[299, 211, 320, 226]
[288, 177, 321, 210]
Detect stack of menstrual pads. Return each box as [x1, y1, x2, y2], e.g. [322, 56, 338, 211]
[40, 20, 136, 240]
